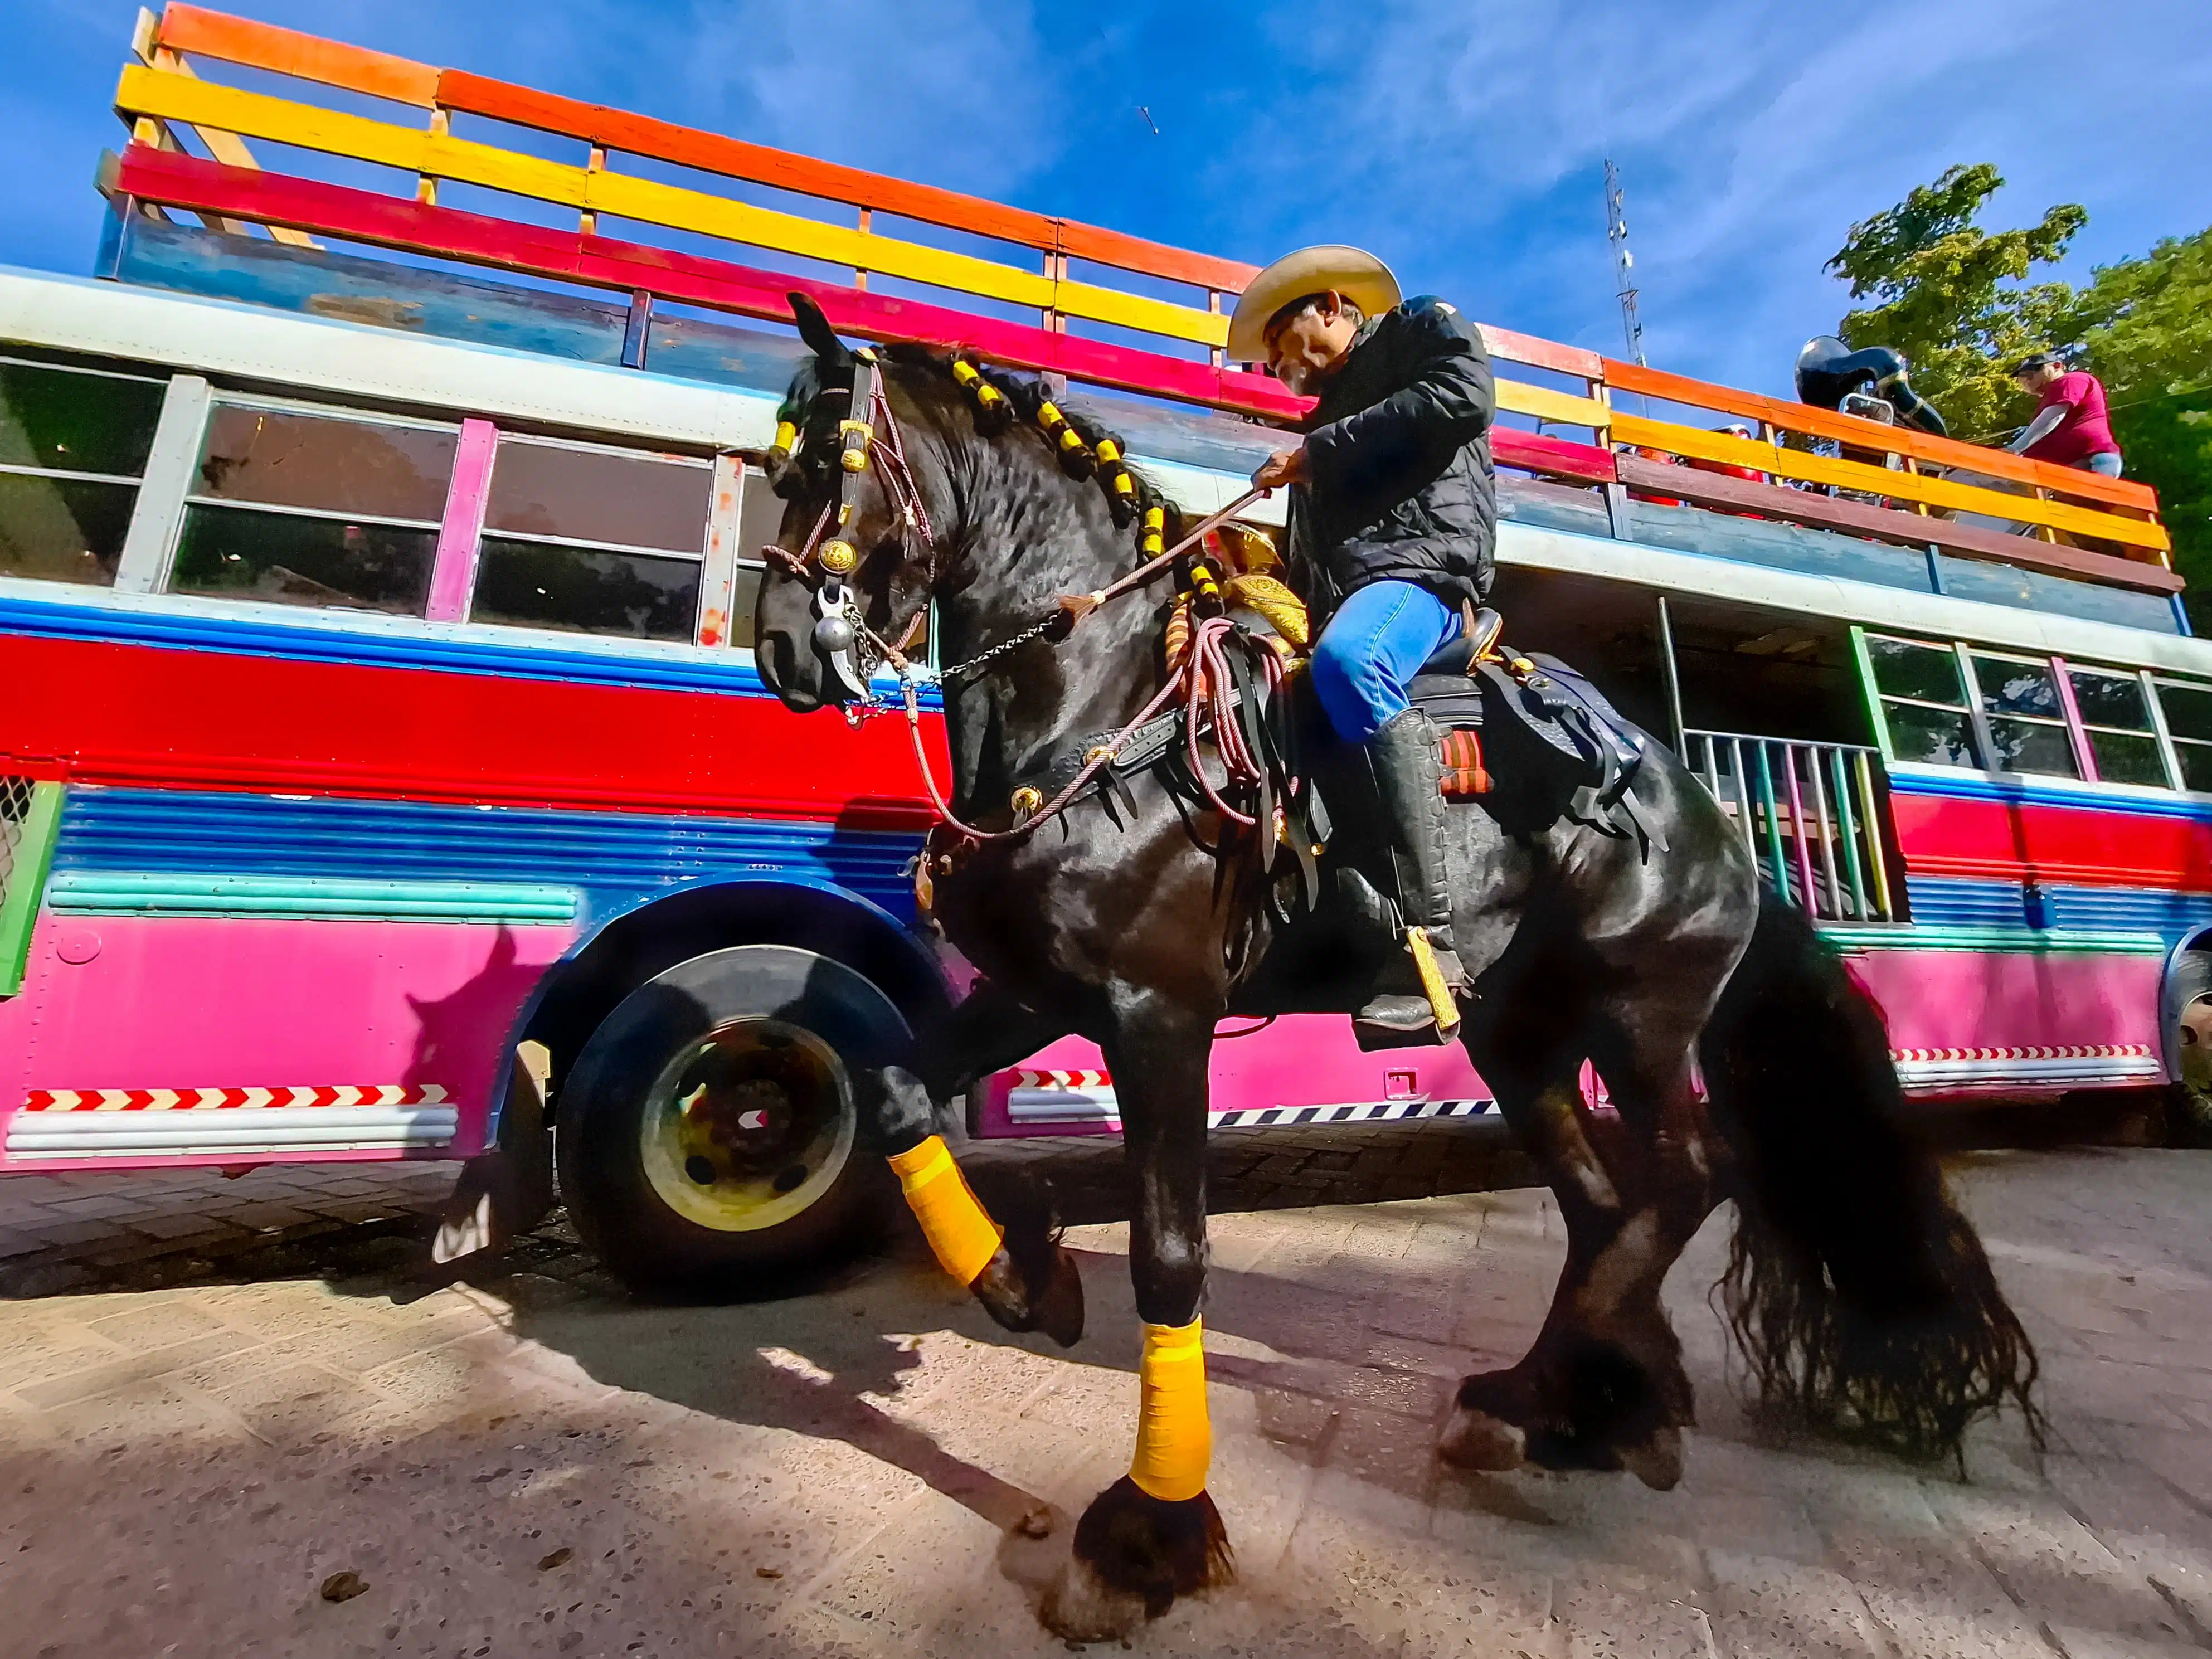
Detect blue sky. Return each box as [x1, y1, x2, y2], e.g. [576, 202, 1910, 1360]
[9, 0, 2211, 397]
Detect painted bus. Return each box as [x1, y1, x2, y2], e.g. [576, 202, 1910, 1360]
[1, 4, 2204, 1280]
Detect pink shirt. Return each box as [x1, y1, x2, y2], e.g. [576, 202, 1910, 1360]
[2024, 371, 2118, 464]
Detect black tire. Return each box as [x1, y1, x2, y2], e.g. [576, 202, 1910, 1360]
[2167, 950, 2212, 1147]
[555, 945, 908, 1297]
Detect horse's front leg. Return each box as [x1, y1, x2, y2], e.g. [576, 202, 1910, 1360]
[862, 977, 1085, 1345]
[1043, 993, 1233, 1642]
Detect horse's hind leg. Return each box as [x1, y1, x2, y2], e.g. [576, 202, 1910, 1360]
[1042, 994, 1232, 1643]
[865, 981, 1084, 1346]
[1442, 1000, 1718, 1488]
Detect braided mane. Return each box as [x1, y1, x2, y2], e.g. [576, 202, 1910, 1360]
[875, 343, 1183, 562]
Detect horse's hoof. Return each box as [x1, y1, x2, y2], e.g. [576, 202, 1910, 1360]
[1041, 1554, 1149, 1643]
[1617, 1422, 1684, 1491]
[973, 1242, 1087, 1347]
[1041, 1475, 1233, 1634]
[1437, 1403, 1528, 1471]
[1034, 1246, 1086, 1349]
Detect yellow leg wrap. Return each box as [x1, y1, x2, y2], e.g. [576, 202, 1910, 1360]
[1406, 927, 1461, 1038]
[886, 1135, 1003, 1287]
[1129, 1318, 1211, 1502]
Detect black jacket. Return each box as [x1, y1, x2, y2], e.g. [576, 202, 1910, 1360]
[1286, 295, 1497, 623]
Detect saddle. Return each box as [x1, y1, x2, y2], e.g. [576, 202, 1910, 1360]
[1409, 609, 1668, 857]
[1028, 600, 1665, 899]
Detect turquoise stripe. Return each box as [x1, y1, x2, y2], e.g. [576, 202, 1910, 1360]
[1819, 922, 2168, 956]
[47, 872, 580, 922]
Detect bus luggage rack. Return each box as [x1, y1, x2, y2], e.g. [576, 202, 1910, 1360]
[1683, 731, 1900, 924]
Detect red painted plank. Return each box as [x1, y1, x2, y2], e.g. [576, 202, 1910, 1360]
[6, 632, 941, 830]
[1498, 428, 1616, 485]
[1891, 790, 2212, 891]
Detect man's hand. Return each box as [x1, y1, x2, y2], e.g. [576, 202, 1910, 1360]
[1252, 446, 1310, 490]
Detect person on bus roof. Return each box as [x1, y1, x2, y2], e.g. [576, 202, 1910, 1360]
[1232, 245, 1495, 1041]
[2007, 351, 2123, 478]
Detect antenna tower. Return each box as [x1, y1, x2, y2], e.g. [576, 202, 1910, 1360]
[1603, 158, 1645, 366]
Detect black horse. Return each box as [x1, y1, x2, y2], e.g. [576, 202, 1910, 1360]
[754, 301, 2041, 1641]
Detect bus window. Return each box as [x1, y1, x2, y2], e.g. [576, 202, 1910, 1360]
[1968, 653, 2077, 779]
[2156, 680, 2212, 795]
[725, 464, 789, 651]
[0, 357, 165, 587]
[2065, 666, 2169, 787]
[1865, 635, 1980, 769]
[172, 402, 456, 615]
[472, 436, 711, 643]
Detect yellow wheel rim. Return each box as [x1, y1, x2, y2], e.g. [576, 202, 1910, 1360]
[638, 1019, 856, 1233]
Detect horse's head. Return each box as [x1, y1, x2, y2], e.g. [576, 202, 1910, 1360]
[754, 295, 947, 713]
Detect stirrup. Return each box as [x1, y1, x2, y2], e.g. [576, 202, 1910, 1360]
[1463, 602, 1505, 668]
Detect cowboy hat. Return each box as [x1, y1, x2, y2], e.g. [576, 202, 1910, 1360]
[1227, 245, 1402, 364]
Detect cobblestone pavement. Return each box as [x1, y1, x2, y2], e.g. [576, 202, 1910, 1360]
[0, 1130, 2209, 1657]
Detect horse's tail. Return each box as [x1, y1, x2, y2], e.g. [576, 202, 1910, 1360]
[1699, 891, 2044, 1461]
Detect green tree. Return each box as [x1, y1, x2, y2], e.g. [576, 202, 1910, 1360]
[2067, 228, 2212, 621]
[1825, 163, 2085, 443]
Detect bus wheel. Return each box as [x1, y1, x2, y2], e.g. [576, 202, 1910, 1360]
[2169, 951, 2212, 1147]
[555, 945, 906, 1297]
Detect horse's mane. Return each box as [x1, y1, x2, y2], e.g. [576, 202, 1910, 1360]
[873, 343, 1183, 554]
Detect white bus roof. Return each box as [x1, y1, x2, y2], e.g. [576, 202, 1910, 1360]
[6, 262, 2209, 677]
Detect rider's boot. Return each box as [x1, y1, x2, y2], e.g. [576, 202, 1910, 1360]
[1353, 707, 1467, 1047]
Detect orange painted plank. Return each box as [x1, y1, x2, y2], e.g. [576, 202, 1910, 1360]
[1604, 357, 2159, 514]
[1480, 324, 1603, 381]
[1612, 411, 2167, 552]
[154, 2, 437, 106]
[435, 69, 1253, 293]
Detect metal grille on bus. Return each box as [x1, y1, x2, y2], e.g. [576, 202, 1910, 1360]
[0, 776, 31, 914]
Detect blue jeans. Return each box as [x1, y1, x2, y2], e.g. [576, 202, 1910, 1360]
[1310, 581, 1460, 745]
[2078, 451, 2123, 478]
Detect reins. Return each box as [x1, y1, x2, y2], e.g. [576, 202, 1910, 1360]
[764, 358, 1281, 845]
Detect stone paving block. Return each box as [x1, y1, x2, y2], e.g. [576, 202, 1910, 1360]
[1706, 1549, 1889, 1657]
[83, 1294, 234, 1353]
[803, 1486, 1002, 1644]
[1554, 1569, 1717, 1658]
[1285, 1498, 1559, 1657]
[1922, 1482, 2193, 1644]
[15, 1326, 255, 1408]
[2040, 1453, 2212, 1637]
[29, 1376, 238, 1455]
[2046, 1628, 2209, 1659]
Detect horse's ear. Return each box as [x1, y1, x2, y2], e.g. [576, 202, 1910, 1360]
[787, 291, 853, 372]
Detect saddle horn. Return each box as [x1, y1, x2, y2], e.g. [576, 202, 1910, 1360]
[1794, 335, 1948, 437]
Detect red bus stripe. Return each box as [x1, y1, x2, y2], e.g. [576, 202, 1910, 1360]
[7, 634, 942, 829]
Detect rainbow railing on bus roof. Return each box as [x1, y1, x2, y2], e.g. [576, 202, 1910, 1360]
[99, 4, 2176, 600]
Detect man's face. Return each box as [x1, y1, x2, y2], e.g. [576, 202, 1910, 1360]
[1266, 298, 1358, 397]
[2015, 363, 2062, 397]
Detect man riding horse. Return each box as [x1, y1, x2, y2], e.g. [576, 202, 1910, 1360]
[1233, 246, 1497, 1042]
[747, 271, 2043, 1643]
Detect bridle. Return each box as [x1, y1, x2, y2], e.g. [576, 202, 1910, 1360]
[764, 354, 1282, 845]
[766, 347, 938, 704]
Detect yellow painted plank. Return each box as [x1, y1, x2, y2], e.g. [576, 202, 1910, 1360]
[116, 63, 1231, 349]
[1497, 379, 1609, 430]
[584, 170, 1055, 313]
[1612, 412, 2170, 553]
